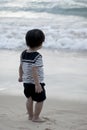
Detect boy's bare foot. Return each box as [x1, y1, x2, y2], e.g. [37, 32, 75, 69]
[32, 117, 46, 122]
[26, 112, 33, 120]
[28, 116, 33, 120]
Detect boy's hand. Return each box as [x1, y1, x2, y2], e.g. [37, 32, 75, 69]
[18, 64, 23, 82]
[18, 77, 23, 82]
[35, 84, 43, 93]
[32, 66, 43, 93]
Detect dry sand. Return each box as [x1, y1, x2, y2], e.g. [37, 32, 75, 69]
[0, 95, 87, 130]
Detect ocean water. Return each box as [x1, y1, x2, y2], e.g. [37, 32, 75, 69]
[0, 0, 87, 51]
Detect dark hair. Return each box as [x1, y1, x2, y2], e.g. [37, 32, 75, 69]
[25, 29, 45, 48]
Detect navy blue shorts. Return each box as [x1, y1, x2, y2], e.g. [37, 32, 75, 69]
[23, 83, 46, 102]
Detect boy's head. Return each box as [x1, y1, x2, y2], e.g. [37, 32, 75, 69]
[25, 29, 45, 49]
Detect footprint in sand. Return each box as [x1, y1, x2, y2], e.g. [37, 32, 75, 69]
[43, 116, 56, 124]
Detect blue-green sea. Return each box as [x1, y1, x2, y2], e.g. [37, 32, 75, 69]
[0, 0, 87, 51]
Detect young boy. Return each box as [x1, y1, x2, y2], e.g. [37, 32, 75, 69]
[18, 29, 46, 122]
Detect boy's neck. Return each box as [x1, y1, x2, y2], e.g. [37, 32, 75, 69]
[27, 46, 42, 52]
[27, 48, 37, 52]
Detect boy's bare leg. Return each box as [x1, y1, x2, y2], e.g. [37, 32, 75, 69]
[32, 101, 44, 122]
[26, 97, 33, 120]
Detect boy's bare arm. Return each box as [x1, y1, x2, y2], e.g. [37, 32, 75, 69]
[18, 64, 23, 82]
[32, 66, 43, 93]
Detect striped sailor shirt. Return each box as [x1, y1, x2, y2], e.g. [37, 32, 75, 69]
[20, 50, 44, 84]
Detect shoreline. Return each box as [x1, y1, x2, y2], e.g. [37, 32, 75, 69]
[0, 49, 87, 101]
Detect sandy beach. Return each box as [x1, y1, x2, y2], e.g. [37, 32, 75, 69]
[0, 49, 87, 130]
[0, 95, 87, 130]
